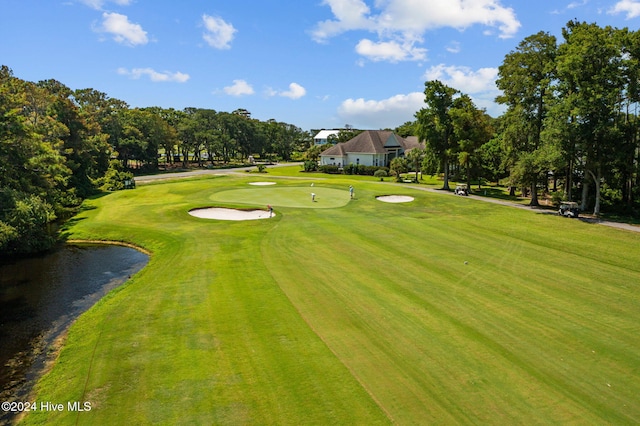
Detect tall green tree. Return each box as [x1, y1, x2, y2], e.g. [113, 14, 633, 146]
[191, 108, 218, 166]
[143, 107, 181, 166]
[477, 135, 508, 186]
[276, 122, 305, 161]
[0, 66, 68, 253]
[450, 95, 494, 188]
[335, 128, 363, 143]
[416, 80, 459, 190]
[496, 31, 558, 206]
[405, 147, 424, 182]
[39, 80, 112, 198]
[555, 22, 628, 215]
[108, 108, 166, 171]
[395, 121, 417, 138]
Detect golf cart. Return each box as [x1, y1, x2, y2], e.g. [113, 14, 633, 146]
[558, 201, 580, 218]
[454, 184, 469, 196]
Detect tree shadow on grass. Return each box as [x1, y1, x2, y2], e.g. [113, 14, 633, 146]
[470, 187, 525, 202]
[599, 213, 640, 225]
[58, 217, 88, 241]
[57, 192, 111, 239]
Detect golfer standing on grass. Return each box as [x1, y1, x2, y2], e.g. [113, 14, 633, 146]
[267, 204, 273, 217]
[311, 192, 316, 202]
[349, 185, 354, 199]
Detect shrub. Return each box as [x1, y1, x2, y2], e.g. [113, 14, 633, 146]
[97, 160, 135, 191]
[0, 190, 56, 254]
[343, 164, 388, 176]
[358, 165, 375, 175]
[302, 160, 318, 172]
[374, 169, 388, 181]
[343, 163, 357, 175]
[319, 165, 341, 174]
[551, 191, 565, 207]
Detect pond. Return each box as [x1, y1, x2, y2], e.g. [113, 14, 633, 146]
[0, 243, 148, 423]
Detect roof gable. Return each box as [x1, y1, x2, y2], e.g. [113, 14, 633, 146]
[320, 143, 346, 156]
[384, 133, 402, 148]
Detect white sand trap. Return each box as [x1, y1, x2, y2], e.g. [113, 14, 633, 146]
[249, 182, 276, 186]
[376, 195, 415, 203]
[189, 207, 274, 220]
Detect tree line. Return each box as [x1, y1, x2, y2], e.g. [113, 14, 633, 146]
[411, 21, 640, 217]
[0, 65, 311, 254]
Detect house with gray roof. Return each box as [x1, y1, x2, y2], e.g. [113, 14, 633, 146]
[319, 130, 423, 167]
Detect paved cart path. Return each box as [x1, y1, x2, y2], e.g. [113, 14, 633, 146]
[402, 183, 640, 234]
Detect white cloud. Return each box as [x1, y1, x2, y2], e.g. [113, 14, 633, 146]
[264, 87, 278, 97]
[78, 0, 132, 10]
[312, 0, 521, 62]
[280, 83, 307, 99]
[337, 63, 505, 128]
[355, 39, 426, 62]
[379, 0, 520, 37]
[312, 0, 373, 41]
[553, 0, 588, 15]
[223, 80, 254, 96]
[337, 62, 507, 127]
[423, 64, 504, 115]
[202, 14, 236, 49]
[337, 92, 424, 129]
[97, 12, 148, 46]
[567, 0, 588, 9]
[265, 83, 307, 99]
[446, 41, 461, 54]
[424, 64, 498, 94]
[609, 0, 640, 18]
[117, 68, 190, 83]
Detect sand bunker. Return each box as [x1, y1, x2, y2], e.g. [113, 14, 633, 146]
[376, 195, 415, 203]
[189, 207, 274, 220]
[249, 182, 276, 186]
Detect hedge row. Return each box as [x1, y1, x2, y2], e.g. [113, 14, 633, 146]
[318, 164, 390, 176]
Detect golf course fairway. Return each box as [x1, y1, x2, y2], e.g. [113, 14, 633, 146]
[21, 173, 640, 424]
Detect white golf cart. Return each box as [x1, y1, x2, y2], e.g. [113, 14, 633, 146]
[454, 184, 469, 196]
[558, 201, 580, 218]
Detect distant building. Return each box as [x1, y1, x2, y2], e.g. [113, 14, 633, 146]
[313, 129, 341, 145]
[319, 130, 423, 167]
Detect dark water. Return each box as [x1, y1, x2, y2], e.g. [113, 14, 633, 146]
[0, 244, 148, 424]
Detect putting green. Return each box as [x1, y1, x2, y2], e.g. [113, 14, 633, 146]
[210, 185, 350, 208]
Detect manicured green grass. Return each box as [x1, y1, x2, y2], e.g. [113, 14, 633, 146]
[211, 185, 351, 208]
[23, 173, 640, 424]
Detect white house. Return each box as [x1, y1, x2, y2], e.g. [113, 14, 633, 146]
[313, 129, 341, 145]
[319, 130, 422, 167]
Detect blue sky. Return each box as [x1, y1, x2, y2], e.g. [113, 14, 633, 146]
[2, 0, 640, 131]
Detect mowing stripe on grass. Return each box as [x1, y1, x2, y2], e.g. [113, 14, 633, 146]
[23, 175, 640, 424]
